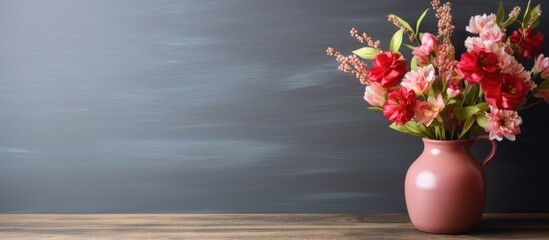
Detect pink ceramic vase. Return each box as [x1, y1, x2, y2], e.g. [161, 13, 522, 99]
[405, 135, 497, 234]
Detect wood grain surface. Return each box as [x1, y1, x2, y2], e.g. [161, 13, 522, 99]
[1, 214, 548, 239]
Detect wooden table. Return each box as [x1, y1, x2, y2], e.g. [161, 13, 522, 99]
[1, 214, 548, 239]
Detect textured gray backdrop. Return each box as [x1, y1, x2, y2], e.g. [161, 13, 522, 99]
[0, 0, 547, 213]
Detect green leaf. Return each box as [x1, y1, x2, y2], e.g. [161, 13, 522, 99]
[503, 15, 518, 28]
[459, 117, 476, 139]
[531, 4, 541, 19]
[390, 122, 423, 137]
[410, 55, 418, 71]
[529, 4, 541, 28]
[475, 102, 490, 111]
[418, 123, 435, 139]
[416, 8, 429, 33]
[464, 84, 479, 105]
[434, 126, 441, 139]
[405, 121, 422, 134]
[447, 99, 458, 105]
[393, 15, 414, 33]
[353, 47, 380, 60]
[532, 15, 541, 28]
[367, 106, 383, 112]
[429, 120, 443, 128]
[478, 85, 484, 98]
[523, 0, 532, 28]
[453, 106, 481, 120]
[427, 86, 435, 98]
[404, 43, 416, 50]
[475, 112, 489, 128]
[389, 29, 404, 53]
[497, 1, 505, 24]
[405, 121, 432, 138]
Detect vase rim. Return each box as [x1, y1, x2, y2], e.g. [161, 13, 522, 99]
[422, 138, 470, 143]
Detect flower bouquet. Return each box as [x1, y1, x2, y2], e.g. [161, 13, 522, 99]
[326, 0, 548, 234]
[326, 0, 548, 141]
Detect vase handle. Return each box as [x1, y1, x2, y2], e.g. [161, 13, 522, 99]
[469, 135, 497, 169]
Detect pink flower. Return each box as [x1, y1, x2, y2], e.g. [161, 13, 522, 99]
[446, 85, 462, 98]
[498, 53, 536, 91]
[533, 54, 549, 79]
[416, 55, 430, 66]
[413, 33, 438, 57]
[479, 25, 503, 43]
[464, 37, 506, 57]
[485, 107, 522, 141]
[464, 37, 485, 52]
[499, 53, 521, 74]
[466, 14, 497, 34]
[400, 64, 436, 95]
[383, 88, 417, 125]
[414, 94, 445, 125]
[364, 82, 387, 107]
[485, 43, 507, 59]
[497, 53, 536, 91]
[534, 89, 549, 103]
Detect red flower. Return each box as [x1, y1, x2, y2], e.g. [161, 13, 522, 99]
[456, 50, 500, 84]
[481, 73, 530, 110]
[510, 28, 544, 59]
[383, 88, 417, 125]
[368, 51, 407, 88]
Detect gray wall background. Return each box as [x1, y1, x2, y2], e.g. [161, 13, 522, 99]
[0, 0, 547, 213]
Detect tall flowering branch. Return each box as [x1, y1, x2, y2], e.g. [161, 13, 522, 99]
[509, 6, 521, 18]
[527, 9, 542, 28]
[326, 48, 370, 85]
[388, 14, 416, 43]
[350, 28, 381, 50]
[432, 0, 457, 81]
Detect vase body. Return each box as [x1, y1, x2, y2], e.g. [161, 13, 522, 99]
[405, 137, 496, 234]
